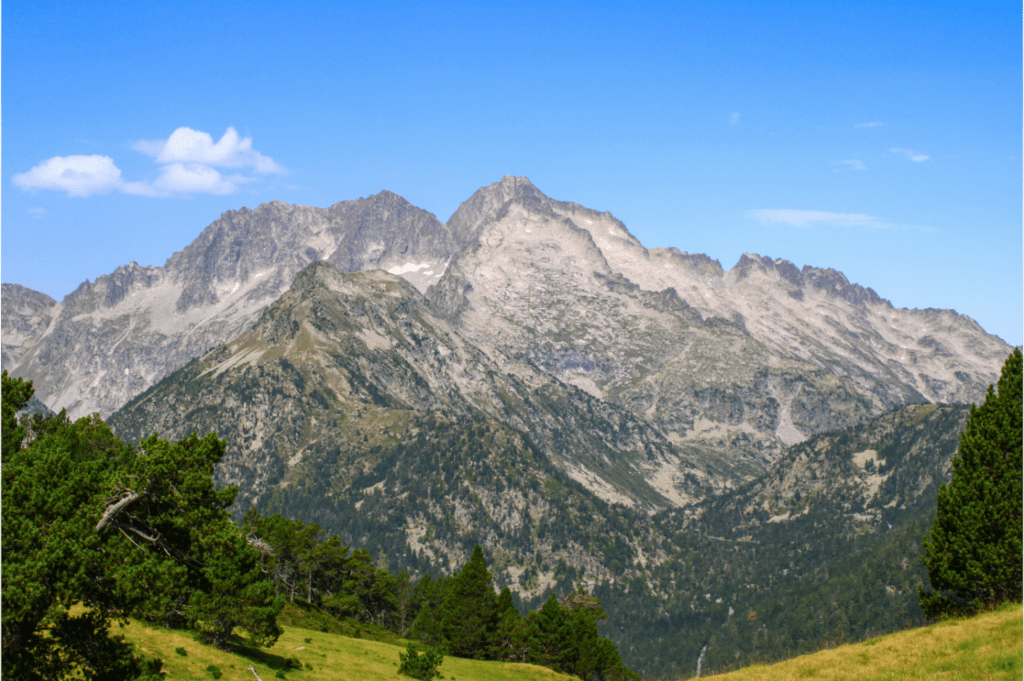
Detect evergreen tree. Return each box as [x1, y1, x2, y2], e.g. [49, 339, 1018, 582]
[490, 587, 523, 661]
[442, 544, 498, 658]
[523, 595, 573, 671]
[411, 574, 447, 647]
[919, 348, 1023, 618]
[1, 374, 281, 678]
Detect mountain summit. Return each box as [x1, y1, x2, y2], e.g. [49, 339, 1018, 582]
[2, 176, 1011, 487]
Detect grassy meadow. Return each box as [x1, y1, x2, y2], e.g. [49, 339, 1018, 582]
[117, 606, 574, 681]
[692, 601, 1021, 681]
[111, 600, 1021, 681]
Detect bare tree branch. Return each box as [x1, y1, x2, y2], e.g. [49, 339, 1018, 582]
[95, 492, 141, 533]
[246, 532, 275, 557]
[110, 522, 160, 543]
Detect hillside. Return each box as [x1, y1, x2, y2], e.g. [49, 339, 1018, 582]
[113, 601, 1022, 681]
[106, 262, 982, 678]
[695, 601, 1022, 680]
[119, 611, 576, 681]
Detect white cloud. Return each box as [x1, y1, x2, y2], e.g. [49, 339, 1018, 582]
[729, 112, 740, 125]
[28, 207, 47, 219]
[151, 163, 239, 195]
[855, 121, 886, 128]
[747, 209, 886, 229]
[890, 147, 930, 162]
[132, 127, 284, 173]
[13, 126, 283, 198]
[13, 155, 126, 197]
[839, 159, 868, 171]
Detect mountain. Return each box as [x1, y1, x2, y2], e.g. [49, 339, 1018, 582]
[591, 403, 971, 676]
[106, 277, 973, 675]
[2, 192, 461, 419]
[6, 176, 1009, 500]
[1, 284, 59, 369]
[109, 261, 718, 514]
[426, 177, 1009, 483]
[108, 261, 683, 592]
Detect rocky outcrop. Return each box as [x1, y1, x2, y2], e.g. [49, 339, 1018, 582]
[425, 176, 1010, 483]
[3, 192, 460, 419]
[3, 175, 1012, 490]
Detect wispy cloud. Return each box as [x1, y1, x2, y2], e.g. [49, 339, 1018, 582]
[839, 159, 868, 171]
[855, 121, 886, 128]
[747, 209, 886, 229]
[889, 147, 930, 162]
[729, 112, 740, 125]
[12, 127, 283, 198]
[28, 207, 46, 219]
[747, 208, 935, 232]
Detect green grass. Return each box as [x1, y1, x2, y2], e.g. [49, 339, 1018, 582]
[690, 601, 1021, 681]
[119, 611, 574, 681]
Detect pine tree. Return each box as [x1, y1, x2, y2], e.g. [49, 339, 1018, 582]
[523, 595, 573, 671]
[489, 587, 522, 660]
[919, 348, 1023, 618]
[1, 374, 282, 677]
[442, 544, 497, 658]
[411, 574, 447, 648]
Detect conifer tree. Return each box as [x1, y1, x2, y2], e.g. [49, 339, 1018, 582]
[490, 587, 522, 660]
[411, 574, 447, 648]
[919, 348, 1023, 618]
[443, 544, 497, 658]
[2, 373, 282, 678]
[524, 595, 573, 671]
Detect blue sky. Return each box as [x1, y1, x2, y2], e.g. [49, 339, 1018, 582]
[3, 1, 1021, 346]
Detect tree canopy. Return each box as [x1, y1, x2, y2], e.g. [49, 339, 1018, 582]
[1, 371, 282, 680]
[919, 348, 1023, 618]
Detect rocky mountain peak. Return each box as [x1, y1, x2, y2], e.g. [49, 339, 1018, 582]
[1, 284, 59, 370]
[3, 176, 1011, 433]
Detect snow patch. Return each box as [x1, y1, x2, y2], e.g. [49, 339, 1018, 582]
[387, 262, 432, 275]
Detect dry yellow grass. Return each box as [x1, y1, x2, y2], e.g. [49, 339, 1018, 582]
[119, 616, 574, 681]
[696, 602, 1021, 681]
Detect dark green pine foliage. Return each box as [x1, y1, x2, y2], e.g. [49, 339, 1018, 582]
[490, 587, 522, 661]
[411, 574, 448, 648]
[523, 591, 637, 680]
[919, 348, 1023, 618]
[442, 544, 498, 658]
[398, 642, 444, 680]
[1, 373, 282, 679]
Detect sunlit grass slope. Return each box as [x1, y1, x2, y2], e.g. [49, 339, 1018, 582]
[119, 612, 574, 681]
[697, 601, 1021, 681]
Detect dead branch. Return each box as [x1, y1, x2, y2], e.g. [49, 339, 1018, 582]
[95, 491, 141, 533]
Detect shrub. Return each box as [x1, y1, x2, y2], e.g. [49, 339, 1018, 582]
[398, 643, 444, 680]
[175, 647, 188, 657]
[206, 664, 223, 679]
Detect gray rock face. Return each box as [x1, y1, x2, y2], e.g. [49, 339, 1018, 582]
[426, 176, 1011, 485]
[3, 175, 1012, 502]
[1, 284, 58, 369]
[110, 262, 715, 513]
[4, 192, 460, 419]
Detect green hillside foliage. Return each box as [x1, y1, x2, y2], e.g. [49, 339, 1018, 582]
[3, 371, 636, 680]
